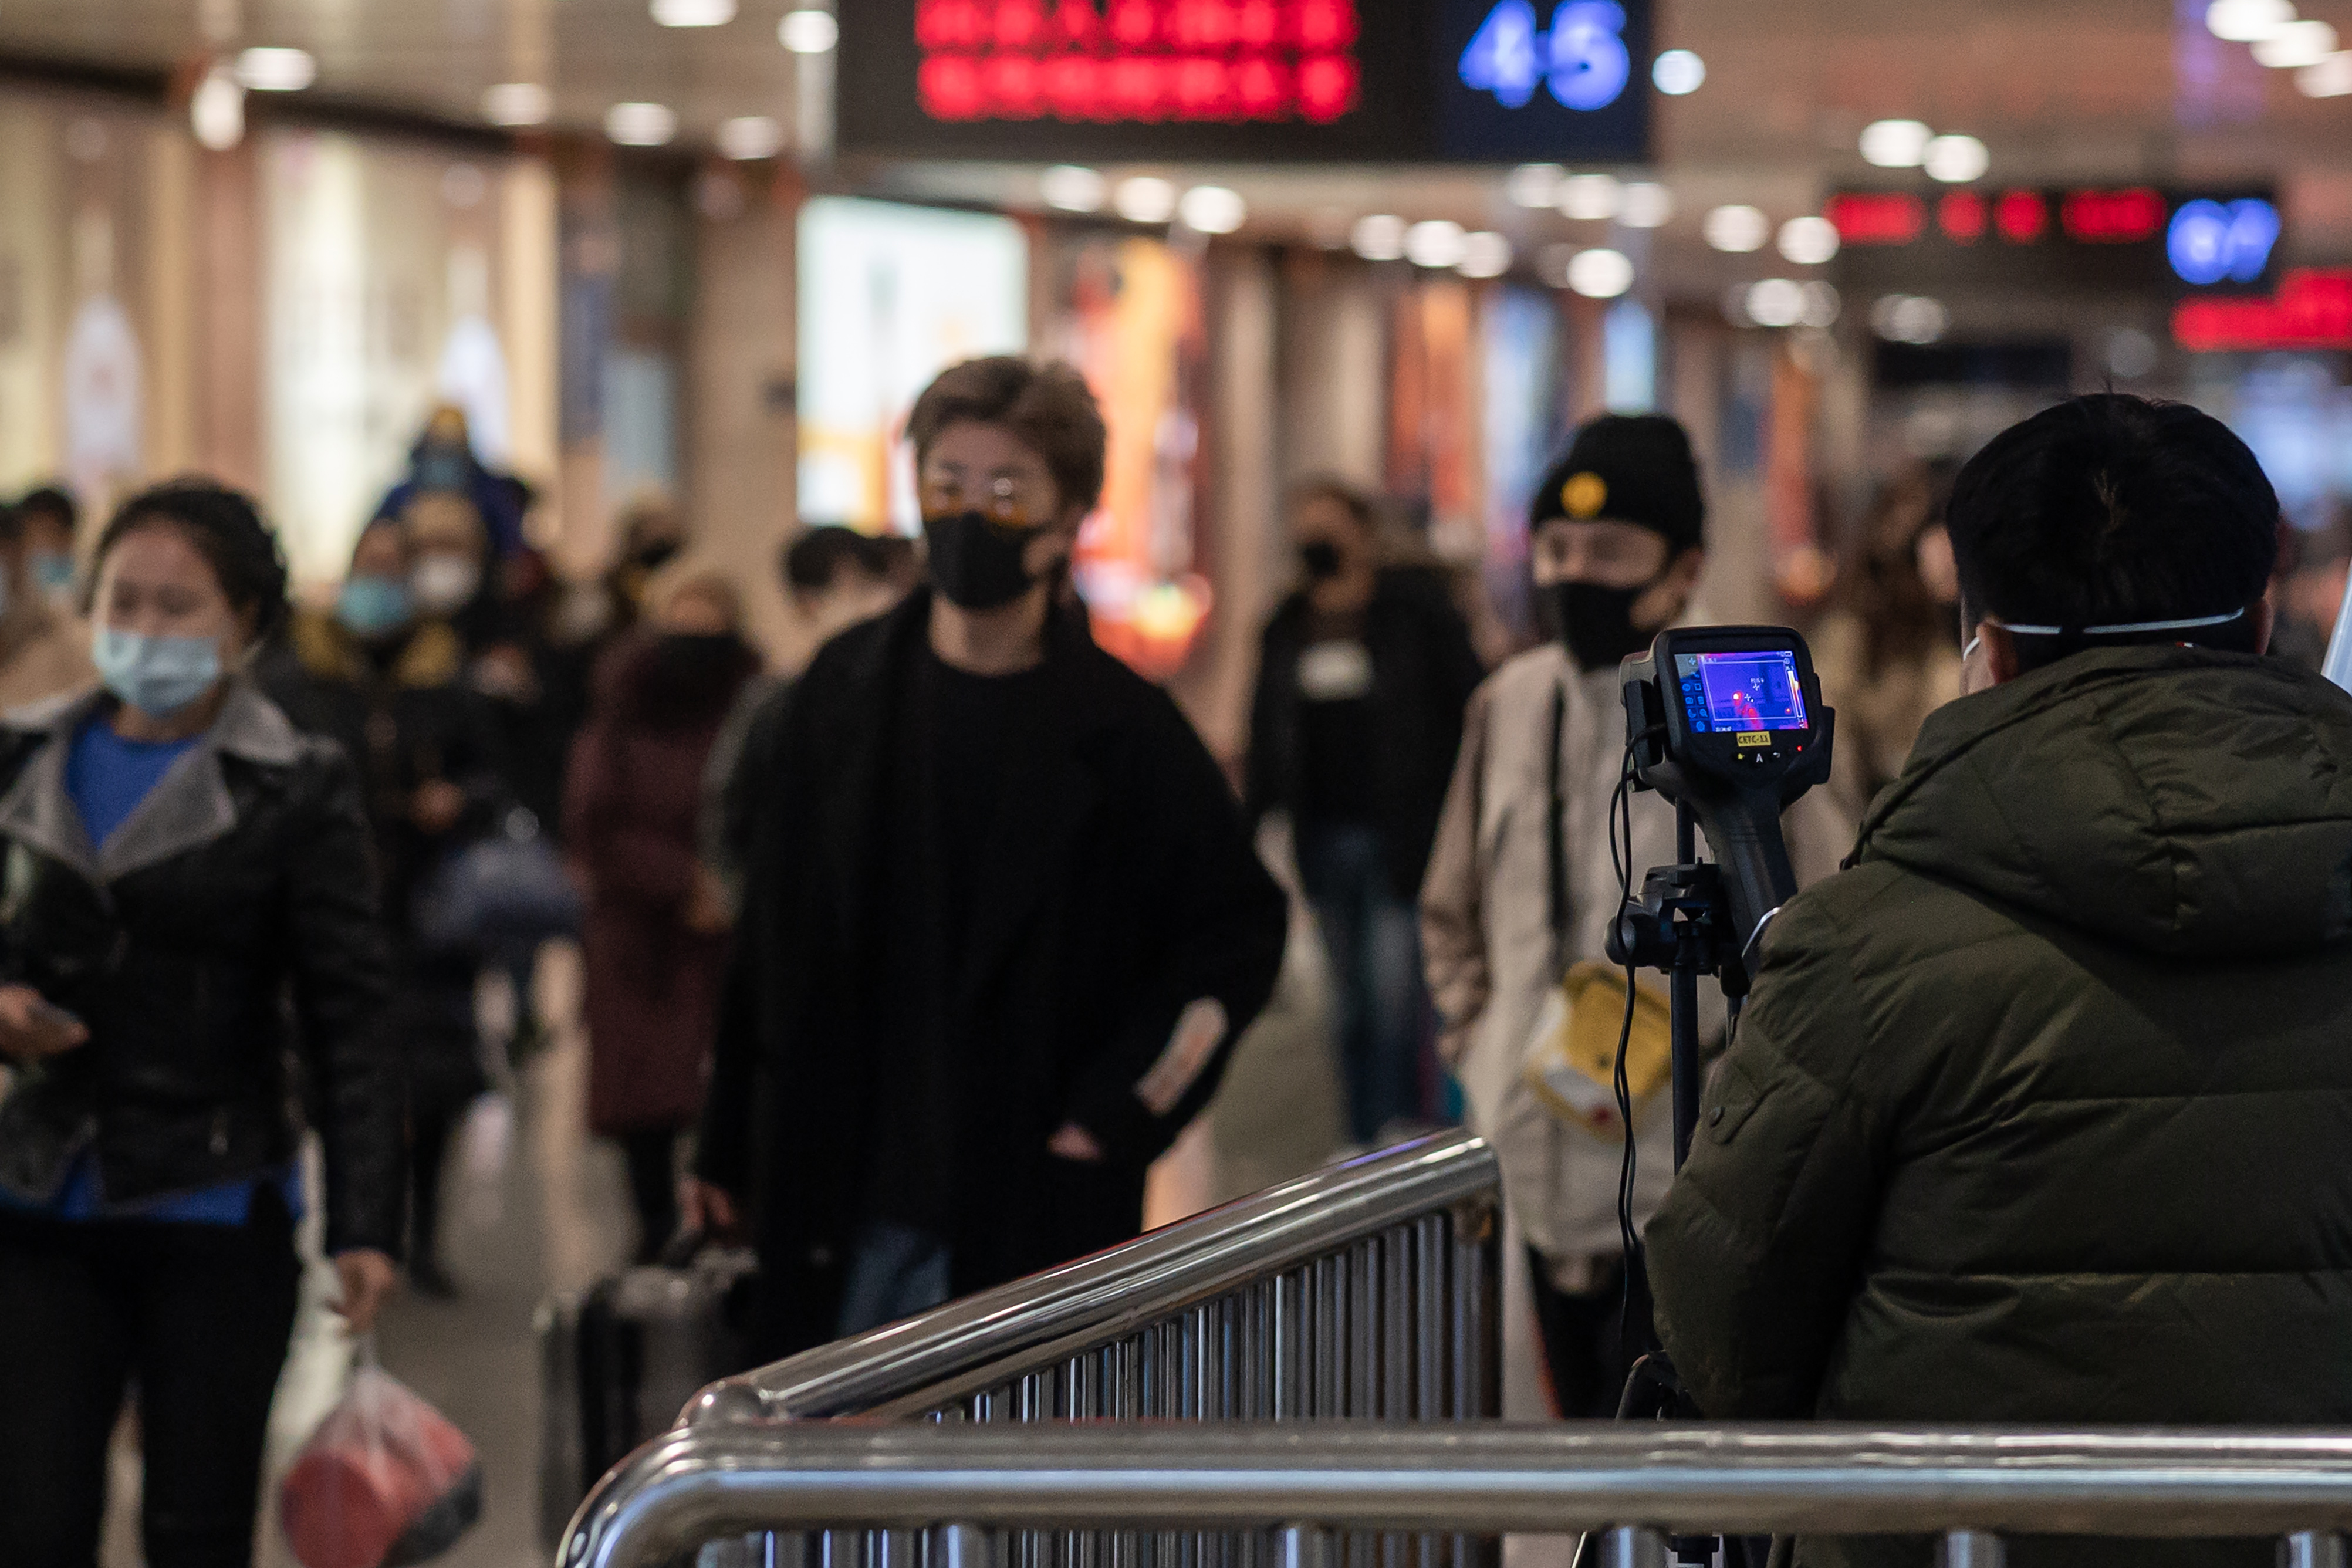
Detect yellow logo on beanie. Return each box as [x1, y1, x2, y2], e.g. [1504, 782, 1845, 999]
[1562, 471, 1608, 519]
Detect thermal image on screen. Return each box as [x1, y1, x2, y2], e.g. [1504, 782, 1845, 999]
[1674, 651, 1809, 735]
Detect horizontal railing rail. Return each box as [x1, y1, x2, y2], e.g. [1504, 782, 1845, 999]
[560, 1424, 2352, 1568]
[685, 1131, 1501, 1427]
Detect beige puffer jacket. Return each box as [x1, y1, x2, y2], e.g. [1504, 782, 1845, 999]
[1421, 640, 1850, 1283]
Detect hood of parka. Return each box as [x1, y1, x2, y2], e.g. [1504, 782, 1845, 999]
[1853, 644, 2352, 959]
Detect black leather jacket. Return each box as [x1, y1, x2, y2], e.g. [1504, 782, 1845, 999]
[0, 684, 404, 1255]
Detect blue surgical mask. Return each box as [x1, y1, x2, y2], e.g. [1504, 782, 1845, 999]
[92, 627, 222, 718]
[30, 551, 74, 599]
[336, 575, 413, 638]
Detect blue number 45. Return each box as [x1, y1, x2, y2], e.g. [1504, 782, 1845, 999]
[1459, 0, 1631, 111]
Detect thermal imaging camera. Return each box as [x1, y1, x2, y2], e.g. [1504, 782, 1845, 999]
[1620, 626, 1835, 955]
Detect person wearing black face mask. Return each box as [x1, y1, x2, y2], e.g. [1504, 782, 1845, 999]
[685, 357, 1286, 1360]
[1420, 413, 1847, 1422]
[1243, 478, 1485, 1147]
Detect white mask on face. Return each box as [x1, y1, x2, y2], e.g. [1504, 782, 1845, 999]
[411, 555, 481, 616]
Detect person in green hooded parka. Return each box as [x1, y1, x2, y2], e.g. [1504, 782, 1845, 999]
[1648, 394, 2352, 1568]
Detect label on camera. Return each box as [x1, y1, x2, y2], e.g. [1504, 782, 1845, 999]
[1736, 731, 1772, 748]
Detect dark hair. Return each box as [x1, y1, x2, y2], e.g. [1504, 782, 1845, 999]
[0, 506, 20, 547]
[17, 485, 76, 530]
[1289, 475, 1377, 532]
[1945, 394, 2277, 670]
[90, 479, 291, 641]
[783, 524, 883, 593]
[907, 357, 1108, 518]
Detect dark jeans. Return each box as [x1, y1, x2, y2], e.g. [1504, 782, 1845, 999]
[0, 1192, 302, 1568]
[1526, 1246, 1652, 1419]
[620, 1127, 682, 1263]
[1296, 819, 1428, 1145]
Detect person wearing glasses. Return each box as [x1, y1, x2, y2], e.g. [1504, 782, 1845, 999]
[686, 356, 1286, 1357]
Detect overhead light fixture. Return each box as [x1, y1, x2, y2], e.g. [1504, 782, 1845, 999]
[1777, 215, 1841, 265]
[1041, 165, 1107, 212]
[1858, 117, 1932, 168]
[1652, 49, 1706, 95]
[1923, 133, 1989, 184]
[2254, 18, 2337, 66]
[1405, 219, 1468, 268]
[2206, 0, 2297, 41]
[604, 101, 678, 146]
[1113, 175, 1177, 224]
[653, 0, 736, 23]
[234, 46, 316, 92]
[1566, 248, 1634, 299]
[1557, 173, 1622, 222]
[1872, 293, 1949, 345]
[1458, 232, 1513, 279]
[1746, 278, 1806, 329]
[483, 82, 552, 127]
[1506, 163, 1564, 208]
[780, 9, 839, 53]
[715, 114, 784, 159]
[1618, 182, 1674, 228]
[1704, 204, 1769, 252]
[191, 67, 245, 151]
[1799, 281, 1842, 328]
[1178, 184, 1247, 234]
[2301, 50, 2352, 95]
[1351, 214, 1407, 261]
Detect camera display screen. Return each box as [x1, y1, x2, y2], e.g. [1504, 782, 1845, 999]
[1674, 651, 1810, 736]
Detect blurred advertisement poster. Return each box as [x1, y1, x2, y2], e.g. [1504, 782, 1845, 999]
[1049, 235, 1212, 680]
[795, 196, 1029, 533]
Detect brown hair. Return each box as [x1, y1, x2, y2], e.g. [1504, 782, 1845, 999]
[907, 357, 1109, 518]
[1288, 474, 1377, 532]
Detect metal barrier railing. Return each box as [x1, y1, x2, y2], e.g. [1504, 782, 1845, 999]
[562, 1424, 2352, 1568]
[563, 1133, 1502, 1568]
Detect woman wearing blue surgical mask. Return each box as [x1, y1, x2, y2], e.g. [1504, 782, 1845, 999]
[0, 481, 403, 1568]
[0, 496, 97, 711]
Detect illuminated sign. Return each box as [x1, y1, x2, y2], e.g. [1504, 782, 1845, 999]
[839, 0, 1652, 163]
[2172, 269, 2352, 352]
[1827, 187, 2279, 298]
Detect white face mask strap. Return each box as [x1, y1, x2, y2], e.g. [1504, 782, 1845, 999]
[1984, 607, 2246, 640]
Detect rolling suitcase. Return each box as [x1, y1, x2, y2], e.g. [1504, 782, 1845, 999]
[537, 1245, 759, 1549]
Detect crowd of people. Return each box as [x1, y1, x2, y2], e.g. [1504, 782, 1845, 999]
[2, 361, 2350, 1567]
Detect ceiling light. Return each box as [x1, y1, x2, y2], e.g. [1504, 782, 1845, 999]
[1652, 49, 1706, 95]
[1799, 281, 1842, 328]
[2254, 18, 2338, 65]
[2301, 50, 2352, 94]
[1351, 214, 1407, 261]
[1458, 232, 1513, 279]
[1567, 248, 1634, 299]
[1178, 184, 1246, 234]
[191, 67, 245, 151]
[1871, 293, 1949, 345]
[1405, 219, 1468, 268]
[234, 46, 316, 92]
[1746, 279, 1806, 329]
[1557, 173, 1621, 222]
[716, 114, 784, 159]
[1618, 182, 1674, 228]
[1704, 204, 1769, 252]
[1777, 215, 1840, 265]
[1858, 118, 1932, 168]
[483, 82, 552, 127]
[1506, 164, 1564, 208]
[1113, 175, 1177, 223]
[605, 101, 678, 146]
[2207, 0, 2297, 41]
[780, 9, 839, 53]
[1041, 165, 1107, 212]
[1924, 133, 1989, 184]
[653, 0, 736, 23]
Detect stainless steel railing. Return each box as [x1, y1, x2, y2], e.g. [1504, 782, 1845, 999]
[561, 1424, 2352, 1568]
[563, 1132, 1502, 1568]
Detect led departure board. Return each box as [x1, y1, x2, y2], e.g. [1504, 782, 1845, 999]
[837, 0, 1653, 164]
[1826, 187, 2282, 298]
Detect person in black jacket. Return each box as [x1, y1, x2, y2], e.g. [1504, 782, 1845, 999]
[685, 357, 1287, 1360]
[0, 480, 402, 1568]
[1246, 478, 1485, 1144]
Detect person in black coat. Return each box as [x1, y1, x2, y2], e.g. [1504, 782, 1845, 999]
[1245, 478, 1485, 1144]
[687, 357, 1287, 1361]
[0, 481, 401, 1568]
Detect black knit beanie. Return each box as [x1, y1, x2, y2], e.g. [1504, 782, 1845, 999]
[1530, 414, 1706, 555]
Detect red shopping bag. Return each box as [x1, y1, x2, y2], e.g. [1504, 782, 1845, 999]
[280, 1351, 482, 1568]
